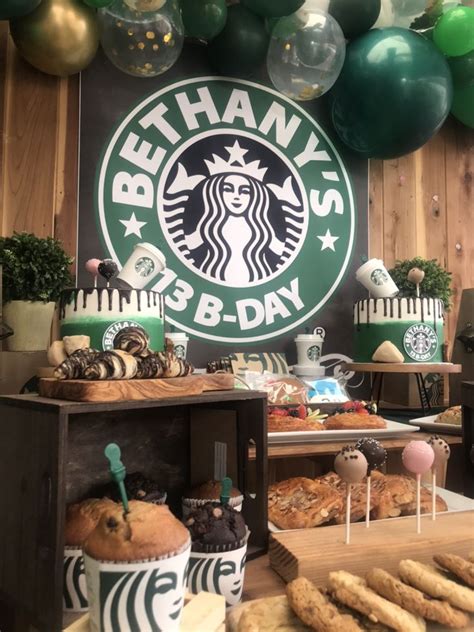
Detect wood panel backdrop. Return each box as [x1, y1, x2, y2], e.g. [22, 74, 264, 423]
[0, 27, 472, 356]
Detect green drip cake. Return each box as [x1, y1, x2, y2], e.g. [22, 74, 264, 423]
[59, 287, 164, 351]
[353, 297, 444, 363]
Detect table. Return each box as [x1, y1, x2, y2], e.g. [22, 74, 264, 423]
[343, 362, 462, 414]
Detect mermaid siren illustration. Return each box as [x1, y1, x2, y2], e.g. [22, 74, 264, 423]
[162, 140, 305, 287]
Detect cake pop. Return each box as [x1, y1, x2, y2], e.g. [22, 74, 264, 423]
[407, 267, 425, 297]
[427, 435, 451, 521]
[85, 258, 102, 287]
[402, 441, 435, 534]
[334, 446, 368, 544]
[355, 438, 387, 528]
[98, 259, 118, 286]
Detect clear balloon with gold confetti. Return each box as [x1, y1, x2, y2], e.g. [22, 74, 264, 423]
[98, 0, 184, 77]
[267, 7, 345, 101]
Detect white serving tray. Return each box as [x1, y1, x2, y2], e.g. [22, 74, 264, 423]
[409, 414, 462, 436]
[268, 419, 419, 444]
[268, 486, 474, 532]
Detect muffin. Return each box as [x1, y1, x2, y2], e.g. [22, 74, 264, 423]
[63, 498, 115, 613]
[182, 479, 243, 517]
[83, 501, 191, 631]
[89, 471, 167, 505]
[184, 501, 248, 607]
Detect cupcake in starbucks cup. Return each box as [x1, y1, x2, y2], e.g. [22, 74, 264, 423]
[182, 479, 244, 519]
[184, 501, 249, 607]
[83, 500, 191, 632]
[63, 498, 116, 612]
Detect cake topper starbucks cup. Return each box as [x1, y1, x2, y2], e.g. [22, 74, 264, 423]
[166, 332, 189, 359]
[295, 327, 325, 367]
[356, 259, 399, 298]
[117, 243, 166, 289]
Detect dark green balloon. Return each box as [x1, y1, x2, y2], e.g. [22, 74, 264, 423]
[83, 0, 113, 7]
[448, 50, 474, 88]
[328, 0, 381, 39]
[1, 0, 41, 19]
[241, 0, 303, 18]
[451, 83, 474, 128]
[181, 0, 227, 40]
[330, 28, 453, 159]
[208, 5, 269, 76]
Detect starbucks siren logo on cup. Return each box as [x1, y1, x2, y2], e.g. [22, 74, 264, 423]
[295, 326, 325, 367]
[355, 258, 399, 298]
[117, 243, 166, 289]
[166, 331, 189, 359]
[63, 547, 88, 612]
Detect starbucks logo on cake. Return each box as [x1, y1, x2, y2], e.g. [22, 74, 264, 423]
[97, 78, 355, 343]
[403, 324, 439, 362]
[103, 320, 143, 350]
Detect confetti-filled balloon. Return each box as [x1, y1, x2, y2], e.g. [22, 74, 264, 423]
[208, 5, 269, 77]
[83, 0, 114, 7]
[10, 0, 99, 77]
[267, 8, 345, 101]
[181, 0, 227, 40]
[241, 0, 304, 18]
[374, 0, 459, 30]
[98, 0, 184, 77]
[330, 28, 453, 158]
[433, 5, 474, 57]
[0, 0, 41, 20]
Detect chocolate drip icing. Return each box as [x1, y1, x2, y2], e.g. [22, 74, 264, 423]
[356, 302, 360, 330]
[407, 299, 411, 315]
[397, 298, 402, 319]
[383, 298, 387, 317]
[420, 298, 425, 323]
[374, 299, 378, 314]
[389, 298, 394, 318]
[59, 287, 164, 319]
[137, 290, 141, 312]
[118, 289, 131, 313]
[412, 297, 417, 314]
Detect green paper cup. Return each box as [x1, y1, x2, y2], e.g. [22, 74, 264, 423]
[84, 542, 190, 631]
[63, 547, 88, 612]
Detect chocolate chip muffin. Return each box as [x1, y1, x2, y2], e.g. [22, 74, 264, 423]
[184, 502, 247, 552]
[182, 479, 243, 518]
[65, 498, 116, 547]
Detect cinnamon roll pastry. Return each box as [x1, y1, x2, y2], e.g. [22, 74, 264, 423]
[54, 348, 101, 380]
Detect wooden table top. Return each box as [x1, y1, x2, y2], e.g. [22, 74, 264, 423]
[343, 362, 462, 374]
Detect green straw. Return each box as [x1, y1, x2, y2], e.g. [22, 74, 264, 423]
[220, 476, 232, 505]
[104, 443, 129, 514]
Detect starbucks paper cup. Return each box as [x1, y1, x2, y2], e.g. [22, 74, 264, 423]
[63, 547, 88, 612]
[167, 332, 189, 359]
[84, 542, 190, 632]
[356, 259, 399, 298]
[182, 495, 243, 519]
[187, 538, 248, 607]
[117, 242, 166, 289]
[295, 334, 324, 366]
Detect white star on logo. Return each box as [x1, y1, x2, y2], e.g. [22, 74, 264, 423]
[120, 212, 147, 238]
[317, 229, 339, 252]
[225, 140, 248, 166]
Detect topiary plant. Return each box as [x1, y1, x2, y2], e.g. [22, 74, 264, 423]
[0, 232, 74, 303]
[389, 256, 453, 310]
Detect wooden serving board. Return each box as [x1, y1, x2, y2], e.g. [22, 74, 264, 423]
[269, 510, 474, 585]
[39, 373, 234, 402]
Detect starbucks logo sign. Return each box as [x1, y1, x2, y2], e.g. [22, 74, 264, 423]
[97, 78, 355, 343]
[403, 324, 439, 362]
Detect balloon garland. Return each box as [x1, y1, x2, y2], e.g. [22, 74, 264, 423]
[6, 0, 474, 149]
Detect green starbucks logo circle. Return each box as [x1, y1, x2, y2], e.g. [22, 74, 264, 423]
[135, 256, 155, 277]
[97, 77, 355, 343]
[370, 268, 388, 286]
[403, 323, 438, 362]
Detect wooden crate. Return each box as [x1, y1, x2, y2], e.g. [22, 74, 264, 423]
[269, 511, 474, 585]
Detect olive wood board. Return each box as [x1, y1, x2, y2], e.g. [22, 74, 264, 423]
[269, 510, 474, 585]
[39, 373, 235, 402]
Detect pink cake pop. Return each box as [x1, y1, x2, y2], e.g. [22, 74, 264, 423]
[334, 446, 368, 544]
[85, 258, 102, 287]
[427, 435, 451, 521]
[402, 441, 435, 534]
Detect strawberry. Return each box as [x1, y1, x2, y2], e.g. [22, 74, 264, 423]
[269, 408, 287, 416]
[297, 404, 307, 419]
[342, 401, 354, 411]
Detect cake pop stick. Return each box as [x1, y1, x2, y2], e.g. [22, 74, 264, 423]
[104, 443, 129, 514]
[427, 435, 451, 521]
[407, 267, 425, 298]
[402, 441, 434, 534]
[85, 258, 102, 287]
[355, 438, 387, 528]
[334, 446, 368, 544]
[98, 259, 118, 288]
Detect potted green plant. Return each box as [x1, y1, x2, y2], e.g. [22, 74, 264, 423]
[389, 256, 453, 309]
[0, 232, 74, 351]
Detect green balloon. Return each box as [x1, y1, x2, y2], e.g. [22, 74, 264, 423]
[1, 0, 41, 19]
[328, 0, 381, 39]
[208, 5, 269, 76]
[448, 49, 474, 88]
[451, 83, 474, 128]
[83, 0, 113, 6]
[241, 0, 303, 18]
[181, 0, 227, 40]
[330, 28, 453, 159]
[433, 6, 474, 57]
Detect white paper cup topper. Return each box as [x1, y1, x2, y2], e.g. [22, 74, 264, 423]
[63, 547, 88, 613]
[294, 329, 325, 366]
[356, 259, 399, 298]
[166, 332, 189, 360]
[117, 243, 166, 290]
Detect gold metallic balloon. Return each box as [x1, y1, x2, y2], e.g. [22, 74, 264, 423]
[10, 0, 99, 77]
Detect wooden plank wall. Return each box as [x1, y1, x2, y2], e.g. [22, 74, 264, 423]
[0, 28, 473, 354]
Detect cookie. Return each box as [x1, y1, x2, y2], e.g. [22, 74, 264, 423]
[328, 570, 426, 632]
[287, 577, 363, 632]
[236, 595, 310, 631]
[399, 560, 474, 613]
[268, 478, 343, 530]
[366, 567, 469, 629]
[324, 412, 386, 430]
[434, 553, 474, 588]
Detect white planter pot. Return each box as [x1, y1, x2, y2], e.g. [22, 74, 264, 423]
[3, 300, 55, 351]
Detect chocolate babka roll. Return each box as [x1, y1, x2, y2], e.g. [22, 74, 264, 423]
[83, 350, 137, 380]
[113, 326, 150, 356]
[54, 348, 101, 380]
[135, 353, 164, 379]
